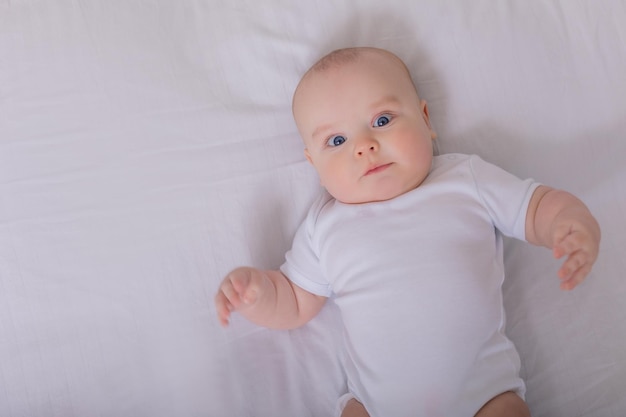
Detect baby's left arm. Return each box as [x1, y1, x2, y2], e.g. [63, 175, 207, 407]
[525, 185, 601, 290]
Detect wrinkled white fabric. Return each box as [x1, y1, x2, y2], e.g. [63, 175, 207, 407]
[2, 2, 626, 416]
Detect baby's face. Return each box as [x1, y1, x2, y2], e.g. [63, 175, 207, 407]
[293, 51, 436, 204]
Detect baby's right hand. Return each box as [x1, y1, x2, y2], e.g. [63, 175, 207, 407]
[215, 267, 262, 327]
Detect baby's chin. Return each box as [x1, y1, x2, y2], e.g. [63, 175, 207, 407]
[332, 187, 414, 204]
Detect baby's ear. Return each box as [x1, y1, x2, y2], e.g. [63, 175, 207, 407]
[304, 148, 313, 164]
[420, 100, 437, 140]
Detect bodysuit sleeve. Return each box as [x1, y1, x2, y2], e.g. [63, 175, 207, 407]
[280, 192, 333, 297]
[469, 155, 541, 241]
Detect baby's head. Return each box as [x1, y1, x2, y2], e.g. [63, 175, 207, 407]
[292, 47, 437, 204]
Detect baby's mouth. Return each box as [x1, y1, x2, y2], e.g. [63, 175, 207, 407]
[364, 163, 393, 176]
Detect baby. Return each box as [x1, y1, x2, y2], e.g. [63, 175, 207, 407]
[215, 47, 600, 417]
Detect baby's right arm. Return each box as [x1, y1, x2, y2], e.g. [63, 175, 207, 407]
[215, 267, 327, 330]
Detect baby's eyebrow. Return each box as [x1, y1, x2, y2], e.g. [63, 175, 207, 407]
[311, 123, 334, 141]
[370, 95, 401, 111]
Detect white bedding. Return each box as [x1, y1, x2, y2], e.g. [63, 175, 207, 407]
[1, 1, 625, 416]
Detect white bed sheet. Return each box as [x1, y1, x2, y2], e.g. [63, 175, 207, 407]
[1, 1, 625, 416]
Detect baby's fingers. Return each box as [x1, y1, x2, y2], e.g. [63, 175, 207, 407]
[214, 267, 264, 327]
[553, 228, 585, 259]
[559, 261, 592, 291]
[215, 291, 234, 327]
[214, 277, 249, 326]
[219, 278, 244, 308]
[557, 249, 584, 279]
[227, 268, 263, 306]
[557, 249, 593, 290]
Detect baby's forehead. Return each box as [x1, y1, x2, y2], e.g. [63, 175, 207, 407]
[292, 49, 416, 114]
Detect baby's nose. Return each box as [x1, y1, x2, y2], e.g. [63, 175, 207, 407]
[355, 138, 379, 156]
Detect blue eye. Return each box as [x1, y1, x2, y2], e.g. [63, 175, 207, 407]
[327, 135, 347, 147]
[374, 114, 392, 127]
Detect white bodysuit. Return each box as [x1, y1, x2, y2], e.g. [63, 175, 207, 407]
[280, 154, 540, 417]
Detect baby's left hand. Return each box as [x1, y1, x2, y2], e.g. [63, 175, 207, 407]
[551, 215, 600, 290]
